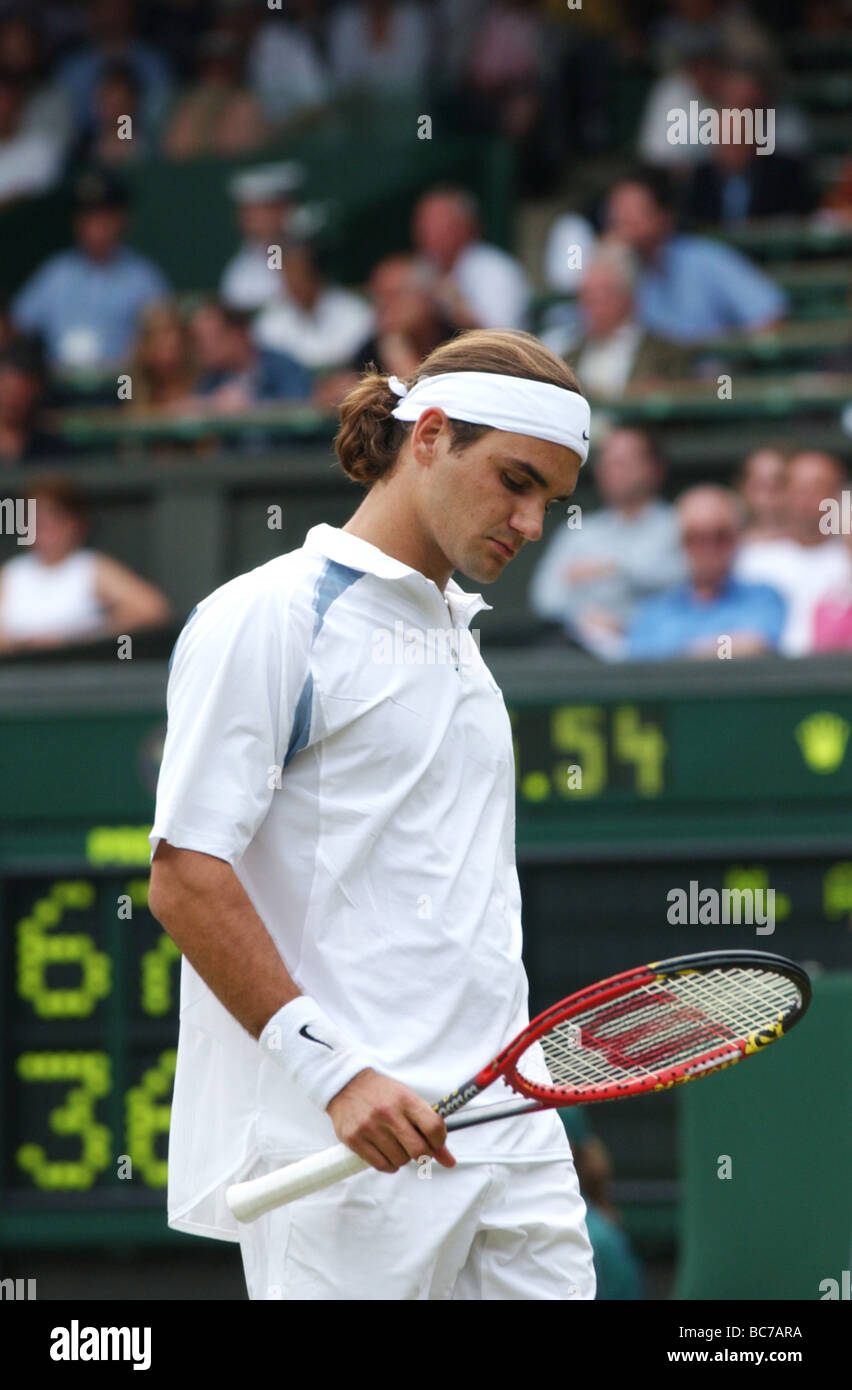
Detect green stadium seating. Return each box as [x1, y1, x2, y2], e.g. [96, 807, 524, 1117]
[716, 223, 852, 266]
[674, 972, 852, 1300]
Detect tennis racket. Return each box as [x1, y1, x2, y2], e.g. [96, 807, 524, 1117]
[226, 949, 810, 1222]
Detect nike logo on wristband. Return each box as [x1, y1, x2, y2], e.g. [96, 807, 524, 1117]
[299, 1023, 334, 1050]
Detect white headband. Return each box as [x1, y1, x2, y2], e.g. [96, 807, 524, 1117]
[388, 370, 590, 464]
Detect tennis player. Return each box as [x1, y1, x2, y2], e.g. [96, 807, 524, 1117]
[148, 328, 597, 1300]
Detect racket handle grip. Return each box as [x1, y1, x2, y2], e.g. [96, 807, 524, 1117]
[226, 1143, 368, 1222]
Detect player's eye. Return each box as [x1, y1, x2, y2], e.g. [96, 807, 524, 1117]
[503, 472, 556, 514]
[501, 472, 527, 495]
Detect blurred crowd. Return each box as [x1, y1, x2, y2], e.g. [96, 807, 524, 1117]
[531, 437, 852, 661]
[0, 0, 850, 199]
[0, 0, 850, 663]
[0, 1, 851, 433]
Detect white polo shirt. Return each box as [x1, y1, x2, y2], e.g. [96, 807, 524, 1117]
[151, 522, 569, 1241]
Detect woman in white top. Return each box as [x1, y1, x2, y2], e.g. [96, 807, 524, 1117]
[0, 475, 172, 654]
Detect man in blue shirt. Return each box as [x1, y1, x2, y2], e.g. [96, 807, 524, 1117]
[605, 168, 787, 343]
[628, 484, 785, 660]
[190, 300, 313, 405]
[12, 169, 170, 372]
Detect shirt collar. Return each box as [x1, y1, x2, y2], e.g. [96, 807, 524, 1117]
[303, 523, 493, 627]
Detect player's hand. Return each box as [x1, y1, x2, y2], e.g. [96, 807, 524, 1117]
[326, 1069, 456, 1175]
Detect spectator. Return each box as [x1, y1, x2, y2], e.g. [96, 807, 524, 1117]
[56, 0, 173, 147]
[568, 244, 691, 396]
[0, 65, 65, 203]
[637, 31, 726, 173]
[0, 474, 171, 654]
[628, 485, 785, 660]
[163, 29, 270, 160]
[638, 21, 808, 172]
[735, 451, 851, 656]
[530, 426, 686, 659]
[461, 0, 550, 192]
[11, 169, 170, 372]
[328, 0, 432, 99]
[680, 65, 817, 227]
[737, 447, 789, 544]
[313, 253, 456, 410]
[72, 60, 149, 167]
[253, 214, 373, 373]
[188, 300, 312, 409]
[542, 210, 598, 295]
[0, 14, 74, 153]
[126, 300, 197, 414]
[412, 186, 530, 331]
[352, 254, 456, 376]
[220, 162, 302, 313]
[0, 337, 64, 465]
[813, 525, 852, 653]
[605, 168, 787, 342]
[247, 0, 330, 126]
[652, 1, 779, 76]
[466, 0, 543, 109]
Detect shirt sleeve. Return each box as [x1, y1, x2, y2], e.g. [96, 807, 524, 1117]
[529, 524, 583, 622]
[618, 511, 687, 597]
[709, 244, 788, 330]
[150, 575, 311, 866]
[745, 585, 786, 649]
[626, 597, 674, 660]
[11, 260, 57, 332]
[138, 258, 171, 303]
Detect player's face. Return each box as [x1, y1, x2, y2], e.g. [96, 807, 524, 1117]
[414, 416, 583, 584]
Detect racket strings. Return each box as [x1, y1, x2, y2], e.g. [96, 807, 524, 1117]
[518, 967, 800, 1096]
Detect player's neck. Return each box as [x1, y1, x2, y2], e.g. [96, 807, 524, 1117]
[343, 495, 452, 593]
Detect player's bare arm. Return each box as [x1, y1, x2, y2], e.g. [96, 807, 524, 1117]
[149, 840, 452, 1173]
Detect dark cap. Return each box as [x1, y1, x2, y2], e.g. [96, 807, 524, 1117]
[73, 169, 130, 212]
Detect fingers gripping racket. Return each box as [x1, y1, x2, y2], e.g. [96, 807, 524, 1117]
[226, 949, 810, 1222]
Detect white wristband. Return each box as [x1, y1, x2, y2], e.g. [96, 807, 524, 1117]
[259, 996, 374, 1112]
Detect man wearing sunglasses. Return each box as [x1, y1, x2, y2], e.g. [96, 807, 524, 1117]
[626, 485, 785, 661]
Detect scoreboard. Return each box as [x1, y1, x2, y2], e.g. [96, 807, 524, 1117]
[1, 654, 851, 1246]
[0, 866, 177, 1245]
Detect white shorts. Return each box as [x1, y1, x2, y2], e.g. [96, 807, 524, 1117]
[237, 1154, 597, 1301]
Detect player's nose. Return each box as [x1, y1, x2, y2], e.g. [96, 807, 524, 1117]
[511, 502, 545, 544]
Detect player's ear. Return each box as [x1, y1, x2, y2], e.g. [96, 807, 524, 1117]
[410, 407, 448, 466]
